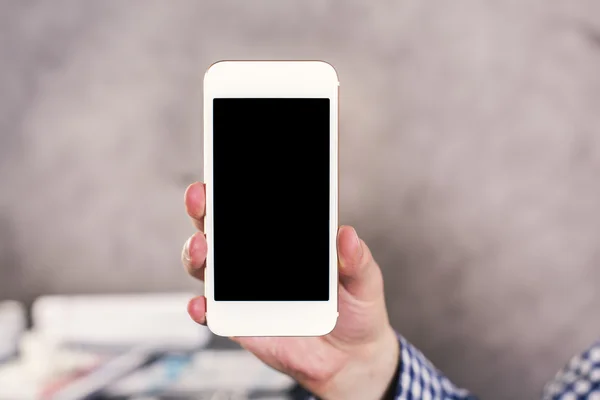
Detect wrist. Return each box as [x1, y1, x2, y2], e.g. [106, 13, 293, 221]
[319, 326, 400, 400]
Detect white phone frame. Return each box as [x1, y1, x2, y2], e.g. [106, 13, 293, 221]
[203, 61, 339, 337]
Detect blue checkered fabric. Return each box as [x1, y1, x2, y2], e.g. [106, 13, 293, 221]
[542, 341, 600, 400]
[304, 336, 600, 399]
[394, 335, 475, 399]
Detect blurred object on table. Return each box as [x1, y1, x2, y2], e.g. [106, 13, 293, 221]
[32, 293, 209, 350]
[0, 293, 296, 400]
[103, 349, 296, 399]
[0, 300, 26, 362]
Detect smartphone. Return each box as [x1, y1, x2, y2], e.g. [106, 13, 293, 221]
[203, 61, 339, 337]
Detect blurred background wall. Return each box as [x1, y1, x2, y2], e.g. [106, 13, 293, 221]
[1, 0, 600, 398]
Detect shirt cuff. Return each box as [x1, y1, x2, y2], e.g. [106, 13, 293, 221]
[396, 334, 475, 399]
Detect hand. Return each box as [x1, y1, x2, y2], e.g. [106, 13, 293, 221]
[181, 182, 399, 400]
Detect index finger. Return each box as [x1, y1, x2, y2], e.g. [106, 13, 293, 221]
[184, 182, 206, 231]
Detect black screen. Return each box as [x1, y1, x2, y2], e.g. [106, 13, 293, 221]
[212, 98, 330, 301]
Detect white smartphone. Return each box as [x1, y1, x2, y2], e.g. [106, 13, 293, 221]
[203, 61, 339, 337]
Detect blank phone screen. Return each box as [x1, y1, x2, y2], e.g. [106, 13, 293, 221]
[212, 98, 330, 301]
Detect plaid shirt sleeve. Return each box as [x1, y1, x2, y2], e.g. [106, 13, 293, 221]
[393, 335, 477, 399]
[542, 341, 600, 399]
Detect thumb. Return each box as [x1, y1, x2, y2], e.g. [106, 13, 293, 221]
[337, 226, 383, 301]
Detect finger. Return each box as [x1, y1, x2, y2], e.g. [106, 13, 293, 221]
[337, 225, 383, 301]
[182, 232, 207, 280]
[184, 182, 206, 231]
[187, 296, 207, 325]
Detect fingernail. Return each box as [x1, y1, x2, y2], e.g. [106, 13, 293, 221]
[340, 226, 362, 267]
[351, 227, 363, 259]
[183, 236, 193, 263]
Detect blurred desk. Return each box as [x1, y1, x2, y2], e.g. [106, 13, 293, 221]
[0, 294, 297, 400]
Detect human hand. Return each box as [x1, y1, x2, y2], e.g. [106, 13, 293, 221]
[181, 182, 399, 400]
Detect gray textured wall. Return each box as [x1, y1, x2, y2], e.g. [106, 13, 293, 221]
[2, 1, 600, 398]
